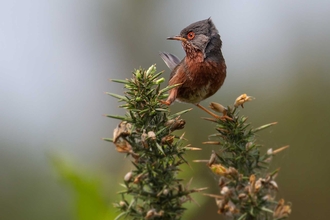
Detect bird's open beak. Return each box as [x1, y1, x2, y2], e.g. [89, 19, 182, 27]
[167, 36, 187, 42]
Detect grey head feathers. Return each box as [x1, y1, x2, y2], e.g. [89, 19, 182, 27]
[181, 18, 221, 57]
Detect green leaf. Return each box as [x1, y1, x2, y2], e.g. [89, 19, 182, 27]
[156, 142, 165, 155]
[146, 64, 156, 76]
[155, 108, 168, 112]
[252, 122, 277, 133]
[237, 213, 247, 220]
[149, 71, 164, 81]
[156, 127, 168, 136]
[261, 207, 274, 213]
[168, 108, 193, 119]
[111, 79, 129, 84]
[158, 83, 182, 94]
[114, 212, 127, 220]
[105, 114, 132, 122]
[105, 92, 128, 101]
[102, 138, 113, 142]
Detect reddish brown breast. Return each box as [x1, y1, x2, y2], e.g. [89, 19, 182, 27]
[169, 52, 226, 104]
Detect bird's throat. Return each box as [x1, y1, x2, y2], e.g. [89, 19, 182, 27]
[182, 42, 204, 63]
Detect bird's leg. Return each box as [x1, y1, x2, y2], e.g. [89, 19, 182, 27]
[196, 103, 220, 118]
[160, 88, 178, 106]
[196, 103, 232, 120]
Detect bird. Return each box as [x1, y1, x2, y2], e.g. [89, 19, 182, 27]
[160, 18, 227, 119]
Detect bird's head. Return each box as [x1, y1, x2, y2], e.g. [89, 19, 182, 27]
[167, 18, 221, 58]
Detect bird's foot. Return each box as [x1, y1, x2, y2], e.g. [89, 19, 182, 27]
[160, 100, 171, 106]
[212, 113, 233, 121]
[218, 114, 233, 121]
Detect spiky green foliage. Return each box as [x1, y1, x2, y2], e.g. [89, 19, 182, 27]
[202, 100, 291, 220]
[106, 65, 201, 220]
[208, 106, 274, 176]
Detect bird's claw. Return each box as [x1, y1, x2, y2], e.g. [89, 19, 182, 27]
[217, 115, 233, 121]
[160, 100, 171, 106]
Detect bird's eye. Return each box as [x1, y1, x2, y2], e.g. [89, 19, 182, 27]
[187, 31, 195, 40]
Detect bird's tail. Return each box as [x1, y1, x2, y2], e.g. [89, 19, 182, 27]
[159, 52, 181, 71]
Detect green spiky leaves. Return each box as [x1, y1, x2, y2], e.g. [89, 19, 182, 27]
[106, 65, 201, 220]
[199, 97, 291, 220]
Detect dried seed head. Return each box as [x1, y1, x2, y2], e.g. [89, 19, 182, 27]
[171, 119, 186, 131]
[245, 142, 253, 150]
[238, 174, 243, 182]
[163, 189, 169, 195]
[119, 201, 127, 208]
[249, 174, 256, 194]
[114, 138, 133, 154]
[208, 151, 217, 166]
[141, 129, 147, 141]
[161, 135, 174, 145]
[270, 180, 278, 190]
[227, 200, 239, 215]
[141, 129, 148, 148]
[220, 186, 230, 195]
[209, 102, 227, 114]
[217, 200, 230, 215]
[274, 199, 292, 219]
[179, 196, 188, 204]
[124, 171, 133, 182]
[238, 193, 248, 200]
[267, 148, 273, 155]
[165, 116, 186, 131]
[113, 121, 132, 143]
[164, 118, 175, 126]
[133, 173, 145, 184]
[147, 131, 156, 140]
[218, 177, 226, 188]
[249, 174, 256, 183]
[255, 178, 263, 192]
[234, 94, 254, 108]
[227, 167, 238, 178]
[215, 197, 226, 210]
[145, 209, 156, 219]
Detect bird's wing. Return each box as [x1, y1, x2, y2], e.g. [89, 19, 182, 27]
[159, 52, 181, 71]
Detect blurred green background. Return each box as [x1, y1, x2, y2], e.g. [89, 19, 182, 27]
[1, 0, 330, 219]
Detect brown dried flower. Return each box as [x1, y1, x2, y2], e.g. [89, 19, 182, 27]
[113, 138, 132, 154]
[210, 164, 228, 176]
[113, 121, 132, 143]
[273, 199, 292, 219]
[161, 135, 174, 145]
[165, 116, 186, 131]
[234, 94, 254, 108]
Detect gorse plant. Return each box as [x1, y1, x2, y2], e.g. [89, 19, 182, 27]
[105, 65, 204, 220]
[196, 95, 291, 220]
[105, 65, 291, 219]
